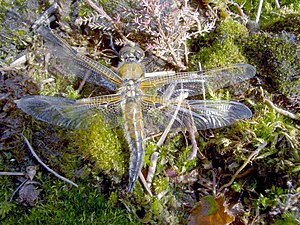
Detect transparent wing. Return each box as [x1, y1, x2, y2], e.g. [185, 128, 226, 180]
[142, 95, 252, 137]
[141, 64, 256, 98]
[37, 26, 123, 91]
[15, 94, 122, 129]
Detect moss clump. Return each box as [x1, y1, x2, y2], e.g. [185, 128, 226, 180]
[153, 176, 169, 195]
[150, 198, 165, 218]
[254, 184, 299, 225]
[190, 18, 249, 69]
[242, 32, 300, 99]
[70, 116, 127, 183]
[233, 0, 300, 25]
[0, 176, 139, 224]
[176, 146, 198, 172]
[239, 92, 299, 180]
[273, 216, 299, 225]
[261, 13, 300, 34]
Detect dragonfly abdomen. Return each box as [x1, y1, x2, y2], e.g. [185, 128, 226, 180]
[121, 101, 145, 192]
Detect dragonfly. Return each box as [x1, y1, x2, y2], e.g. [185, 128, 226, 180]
[15, 26, 256, 192]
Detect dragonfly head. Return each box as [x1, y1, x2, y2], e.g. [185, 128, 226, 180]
[119, 45, 145, 63]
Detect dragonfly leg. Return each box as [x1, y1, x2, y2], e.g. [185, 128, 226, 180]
[186, 123, 199, 160]
[185, 117, 206, 161]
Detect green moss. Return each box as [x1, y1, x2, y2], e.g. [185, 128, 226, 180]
[176, 146, 198, 172]
[241, 94, 299, 177]
[242, 32, 300, 98]
[215, 18, 249, 40]
[144, 142, 158, 167]
[70, 117, 127, 180]
[155, 135, 183, 170]
[231, 181, 243, 192]
[261, 13, 300, 34]
[151, 198, 164, 216]
[108, 191, 119, 207]
[0, 194, 15, 219]
[254, 184, 299, 225]
[233, 0, 300, 24]
[78, 0, 112, 18]
[196, 39, 246, 69]
[153, 176, 169, 195]
[273, 215, 299, 225]
[34, 68, 80, 99]
[0, 176, 139, 224]
[78, 2, 94, 18]
[190, 19, 249, 69]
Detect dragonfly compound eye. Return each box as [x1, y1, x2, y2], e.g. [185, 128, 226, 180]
[119, 46, 145, 63]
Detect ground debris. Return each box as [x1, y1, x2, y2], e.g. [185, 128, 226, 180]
[188, 195, 235, 225]
[16, 181, 41, 207]
[0, 72, 39, 152]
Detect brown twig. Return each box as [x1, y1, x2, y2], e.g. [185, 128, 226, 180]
[260, 87, 300, 120]
[264, 98, 300, 120]
[139, 172, 153, 196]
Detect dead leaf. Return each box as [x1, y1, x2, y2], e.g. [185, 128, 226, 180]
[17, 182, 41, 206]
[188, 195, 235, 225]
[164, 167, 177, 178]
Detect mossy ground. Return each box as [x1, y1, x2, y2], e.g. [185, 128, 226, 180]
[0, 0, 299, 224]
[0, 175, 139, 224]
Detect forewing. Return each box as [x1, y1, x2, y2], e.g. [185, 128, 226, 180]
[37, 26, 122, 91]
[142, 95, 252, 137]
[15, 95, 122, 129]
[141, 64, 256, 98]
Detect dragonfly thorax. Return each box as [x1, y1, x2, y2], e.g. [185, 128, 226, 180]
[118, 62, 144, 79]
[119, 79, 143, 100]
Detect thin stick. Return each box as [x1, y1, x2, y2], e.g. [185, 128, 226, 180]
[143, 92, 187, 194]
[219, 142, 267, 192]
[274, 0, 280, 9]
[139, 172, 153, 196]
[157, 92, 188, 147]
[0, 172, 25, 176]
[146, 152, 159, 188]
[9, 178, 28, 202]
[211, 170, 217, 197]
[31, 2, 60, 30]
[255, 0, 264, 24]
[260, 87, 300, 120]
[21, 134, 78, 187]
[264, 98, 300, 120]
